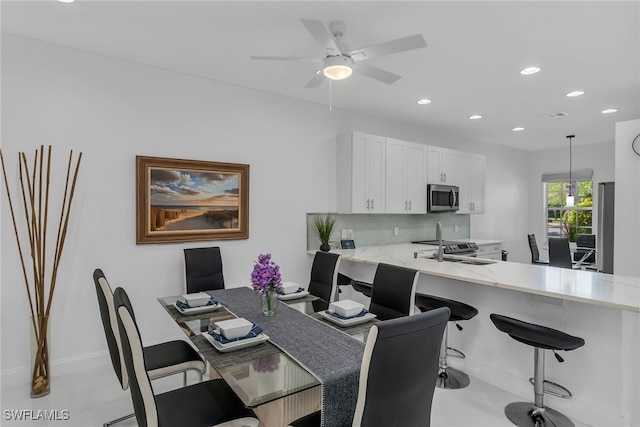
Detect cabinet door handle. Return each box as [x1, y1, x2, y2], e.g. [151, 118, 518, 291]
[444, 172, 447, 182]
[371, 199, 374, 210]
[440, 172, 444, 182]
[366, 199, 370, 210]
[409, 200, 412, 210]
[405, 201, 408, 210]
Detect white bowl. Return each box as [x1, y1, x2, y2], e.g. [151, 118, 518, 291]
[329, 300, 364, 318]
[182, 292, 211, 307]
[281, 282, 301, 295]
[216, 318, 253, 340]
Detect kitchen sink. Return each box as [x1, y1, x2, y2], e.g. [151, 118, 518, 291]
[441, 254, 498, 265]
[414, 251, 497, 265]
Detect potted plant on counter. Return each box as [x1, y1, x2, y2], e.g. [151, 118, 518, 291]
[313, 214, 336, 251]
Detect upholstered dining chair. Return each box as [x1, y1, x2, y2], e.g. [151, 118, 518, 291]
[113, 287, 260, 427]
[368, 263, 419, 320]
[307, 251, 341, 303]
[548, 237, 574, 269]
[288, 307, 450, 427]
[574, 234, 596, 264]
[93, 269, 206, 427]
[183, 246, 225, 293]
[528, 234, 549, 265]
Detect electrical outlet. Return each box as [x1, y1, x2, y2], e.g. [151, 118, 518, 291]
[454, 225, 459, 233]
[341, 229, 348, 239]
[393, 226, 399, 236]
[347, 229, 354, 239]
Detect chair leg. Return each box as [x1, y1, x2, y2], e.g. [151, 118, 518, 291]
[436, 323, 470, 389]
[103, 412, 135, 427]
[504, 348, 575, 427]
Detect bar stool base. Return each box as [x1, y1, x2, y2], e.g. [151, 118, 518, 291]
[505, 402, 575, 427]
[436, 367, 470, 389]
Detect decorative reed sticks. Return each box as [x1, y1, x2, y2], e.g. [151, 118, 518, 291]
[0, 145, 82, 397]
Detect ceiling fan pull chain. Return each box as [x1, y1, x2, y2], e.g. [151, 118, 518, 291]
[329, 79, 333, 111]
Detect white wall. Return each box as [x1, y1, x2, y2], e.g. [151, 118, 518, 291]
[0, 34, 529, 383]
[614, 119, 640, 278]
[528, 141, 615, 258]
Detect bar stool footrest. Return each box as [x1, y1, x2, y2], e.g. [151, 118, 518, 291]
[447, 346, 466, 359]
[528, 377, 573, 399]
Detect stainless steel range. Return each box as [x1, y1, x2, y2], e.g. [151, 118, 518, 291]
[412, 240, 479, 256]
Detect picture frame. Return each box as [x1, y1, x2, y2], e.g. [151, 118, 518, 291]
[136, 156, 249, 244]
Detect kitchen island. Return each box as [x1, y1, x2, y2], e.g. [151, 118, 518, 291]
[313, 243, 640, 427]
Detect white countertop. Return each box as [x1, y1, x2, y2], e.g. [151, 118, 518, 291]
[321, 243, 640, 313]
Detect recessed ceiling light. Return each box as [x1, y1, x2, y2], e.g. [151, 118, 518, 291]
[417, 98, 432, 105]
[468, 114, 483, 120]
[566, 90, 585, 97]
[57, 0, 75, 3]
[520, 66, 541, 75]
[512, 127, 525, 132]
[601, 108, 619, 114]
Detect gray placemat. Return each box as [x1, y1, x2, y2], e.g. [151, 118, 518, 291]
[211, 287, 364, 427]
[191, 334, 282, 369]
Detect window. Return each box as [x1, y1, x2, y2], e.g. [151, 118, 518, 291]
[545, 180, 593, 242]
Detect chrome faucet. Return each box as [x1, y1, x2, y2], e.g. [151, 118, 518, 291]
[436, 221, 444, 262]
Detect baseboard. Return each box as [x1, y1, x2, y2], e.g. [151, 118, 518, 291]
[450, 357, 627, 427]
[1, 350, 112, 390]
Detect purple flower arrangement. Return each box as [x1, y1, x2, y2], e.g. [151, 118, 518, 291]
[251, 253, 282, 295]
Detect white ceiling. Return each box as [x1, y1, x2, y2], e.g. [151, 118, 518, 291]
[2, 1, 639, 151]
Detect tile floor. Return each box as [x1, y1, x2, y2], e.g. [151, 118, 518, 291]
[1, 362, 590, 427]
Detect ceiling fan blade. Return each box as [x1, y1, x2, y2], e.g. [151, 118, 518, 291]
[352, 62, 401, 84]
[300, 18, 342, 56]
[349, 34, 427, 61]
[304, 71, 326, 88]
[250, 56, 323, 63]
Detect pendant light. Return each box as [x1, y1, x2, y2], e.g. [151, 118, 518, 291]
[566, 135, 575, 207]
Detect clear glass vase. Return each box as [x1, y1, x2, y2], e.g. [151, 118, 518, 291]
[261, 289, 278, 316]
[30, 315, 50, 398]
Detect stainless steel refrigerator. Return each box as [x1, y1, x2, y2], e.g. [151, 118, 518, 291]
[597, 182, 615, 274]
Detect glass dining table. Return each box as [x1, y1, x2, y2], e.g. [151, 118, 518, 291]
[157, 290, 376, 411]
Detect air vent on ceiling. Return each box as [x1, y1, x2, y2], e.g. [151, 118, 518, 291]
[539, 112, 568, 119]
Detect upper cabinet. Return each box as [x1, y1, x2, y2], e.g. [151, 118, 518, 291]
[337, 132, 386, 213]
[427, 146, 457, 184]
[457, 152, 485, 214]
[338, 132, 484, 215]
[385, 138, 427, 213]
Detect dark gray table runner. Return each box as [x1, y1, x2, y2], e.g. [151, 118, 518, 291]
[210, 287, 364, 427]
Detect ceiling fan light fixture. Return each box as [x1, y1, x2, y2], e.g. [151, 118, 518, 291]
[323, 56, 353, 80]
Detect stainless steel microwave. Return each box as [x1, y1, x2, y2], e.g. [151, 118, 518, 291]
[427, 184, 459, 212]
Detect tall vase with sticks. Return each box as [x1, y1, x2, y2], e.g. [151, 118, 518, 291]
[1, 145, 82, 397]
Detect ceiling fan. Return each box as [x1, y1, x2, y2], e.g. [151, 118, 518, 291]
[250, 18, 427, 88]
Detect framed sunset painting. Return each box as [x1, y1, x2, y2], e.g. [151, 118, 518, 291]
[136, 156, 249, 244]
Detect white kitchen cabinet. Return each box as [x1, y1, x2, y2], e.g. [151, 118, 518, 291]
[457, 152, 485, 214]
[337, 132, 386, 213]
[476, 242, 503, 260]
[427, 146, 457, 184]
[385, 139, 427, 213]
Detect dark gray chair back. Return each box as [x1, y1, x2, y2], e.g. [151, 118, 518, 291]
[93, 269, 128, 389]
[352, 307, 450, 427]
[114, 287, 156, 427]
[548, 237, 573, 269]
[184, 247, 225, 293]
[369, 263, 419, 320]
[308, 251, 341, 302]
[528, 234, 541, 263]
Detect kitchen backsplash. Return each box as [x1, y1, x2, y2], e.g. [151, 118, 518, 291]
[306, 213, 470, 250]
